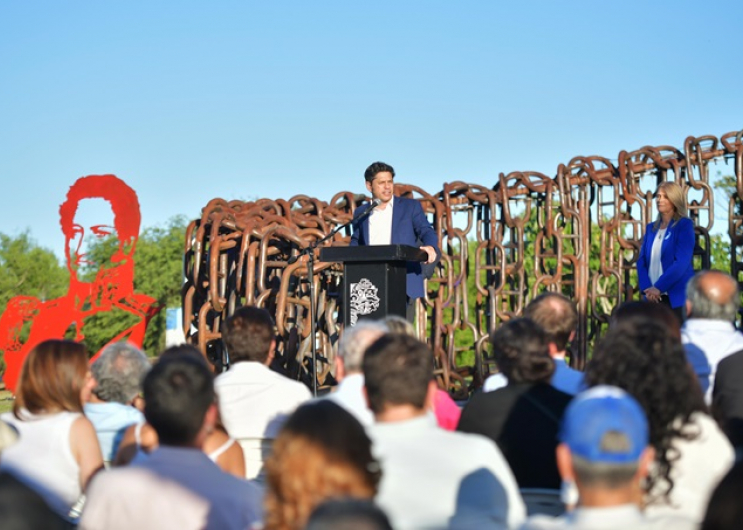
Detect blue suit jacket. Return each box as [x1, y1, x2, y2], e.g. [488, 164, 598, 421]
[637, 217, 695, 309]
[349, 197, 439, 299]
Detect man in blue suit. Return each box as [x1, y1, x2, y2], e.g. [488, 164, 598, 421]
[350, 162, 438, 306]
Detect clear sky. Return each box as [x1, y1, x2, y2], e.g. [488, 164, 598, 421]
[1, 1, 741, 259]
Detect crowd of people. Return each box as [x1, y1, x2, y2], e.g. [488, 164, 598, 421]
[1, 266, 743, 529]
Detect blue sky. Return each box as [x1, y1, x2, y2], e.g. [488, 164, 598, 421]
[1, 1, 741, 258]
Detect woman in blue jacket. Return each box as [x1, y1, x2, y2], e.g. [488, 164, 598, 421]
[637, 181, 695, 322]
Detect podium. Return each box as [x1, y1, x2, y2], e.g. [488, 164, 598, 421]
[320, 245, 427, 326]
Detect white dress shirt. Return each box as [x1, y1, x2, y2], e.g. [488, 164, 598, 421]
[370, 414, 525, 529]
[368, 198, 394, 245]
[215, 362, 311, 480]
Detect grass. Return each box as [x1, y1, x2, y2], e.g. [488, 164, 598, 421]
[0, 390, 13, 414]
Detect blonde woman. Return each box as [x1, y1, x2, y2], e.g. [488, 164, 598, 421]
[637, 181, 695, 322]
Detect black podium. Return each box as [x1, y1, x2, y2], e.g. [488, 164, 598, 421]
[320, 244, 427, 326]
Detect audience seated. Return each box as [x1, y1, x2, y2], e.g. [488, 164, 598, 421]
[682, 271, 743, 401]
[458, 318, 572, 489]
[585, 316, 734, 523]
[305, 499, 393, 530]
[365, 333, 525, 529]
[113, 345, 246, 478]
[0, 339, 103, 516]
[85, 341, 150, 464]
[701, 460, 743, 530]
[216, 306, 311, 480]
[486, 294, 583, 396]
[382, 315, 462, 430]
[521, 386, 695, 530]
[80, 352, 263, 530]
[325, 320, 388, 426]
[264, 400, 380, 530]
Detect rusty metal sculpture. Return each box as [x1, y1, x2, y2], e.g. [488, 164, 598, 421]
[184, 130, 743, 396]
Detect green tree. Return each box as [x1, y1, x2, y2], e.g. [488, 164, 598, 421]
[80, 217, 187, 355]
[0, 232, 68, 373]
[0, 232, 68, 312]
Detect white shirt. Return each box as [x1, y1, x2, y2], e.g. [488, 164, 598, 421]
[368, 198, 393, 245]
[370, 414, 525, 529]
[521, 504, 696, 530]
[323, 373, 374, 426]
[215, 362, 311, 479]
[682, 318, 743, 402]
[645, 412, 734, 523]
[0, 410, 82, 514]
[649, 228, 666, 285]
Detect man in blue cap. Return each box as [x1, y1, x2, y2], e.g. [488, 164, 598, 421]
[522, 386, 695, 529]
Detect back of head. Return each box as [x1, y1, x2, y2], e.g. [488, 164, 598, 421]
[364, 162, 395, 182]
[337, 321, 388, 373]
[362, 333, 433, 414]
[686, 270, 740, 322]
[91, 342, 150, 404]
[143, 355, 215, 446]
[524, 293, 577, 351]
[380, 315, 414, 337]
[306, 499, 393, 530]
[611, 301, 682, 340]
[489, 318, 554, 384]
[560, 386, 649, 490]
[15, 339, 89, 417]
[222, 306, 274, 364]
[265, 401, 380, 530]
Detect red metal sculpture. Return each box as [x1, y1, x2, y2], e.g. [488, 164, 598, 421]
[0, 175, 159, 392]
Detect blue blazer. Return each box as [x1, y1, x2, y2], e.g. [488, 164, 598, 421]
[637, 217, 695, 309]
[350, 197, 439, 299]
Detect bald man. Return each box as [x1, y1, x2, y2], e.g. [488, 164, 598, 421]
[681, 271, 743, 402]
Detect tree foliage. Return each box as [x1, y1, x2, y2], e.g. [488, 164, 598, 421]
[0, 232, 68, 312]
[80, 216, 187, 355]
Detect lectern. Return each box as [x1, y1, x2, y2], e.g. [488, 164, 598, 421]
[319, 244, 427, 326]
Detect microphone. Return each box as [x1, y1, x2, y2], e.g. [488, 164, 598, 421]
[287, 198, 384, 265]
[353, 198, 382, 225]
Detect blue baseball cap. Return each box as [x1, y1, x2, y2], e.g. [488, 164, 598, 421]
[559, 386, 648, 464]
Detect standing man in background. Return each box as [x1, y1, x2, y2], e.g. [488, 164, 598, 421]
[350, 162, 439, 321]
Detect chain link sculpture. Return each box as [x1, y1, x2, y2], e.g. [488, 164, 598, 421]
[184, 130, 743, 397]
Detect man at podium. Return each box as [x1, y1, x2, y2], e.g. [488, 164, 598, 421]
[349, 162, 439, 320]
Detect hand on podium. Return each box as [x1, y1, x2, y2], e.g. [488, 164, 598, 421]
[420, 245, 437, 264]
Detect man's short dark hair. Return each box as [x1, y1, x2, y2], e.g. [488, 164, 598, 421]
[524, 293, 577, 351]
[222, 306, 275, 363]
[306, 499, 393, 530]
[490, 318, 554, 384]
[364, 162, 395, 183]
[143, 355, 215, 446]
[362, 334, 433, 414]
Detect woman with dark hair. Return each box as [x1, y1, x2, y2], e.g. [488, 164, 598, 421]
[457, 318, 573, 488]
[0, 339, 103, 515]
[585, 318, 733, 523]
[264, 400, 381, 530]
[637, 181, 695, 322]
